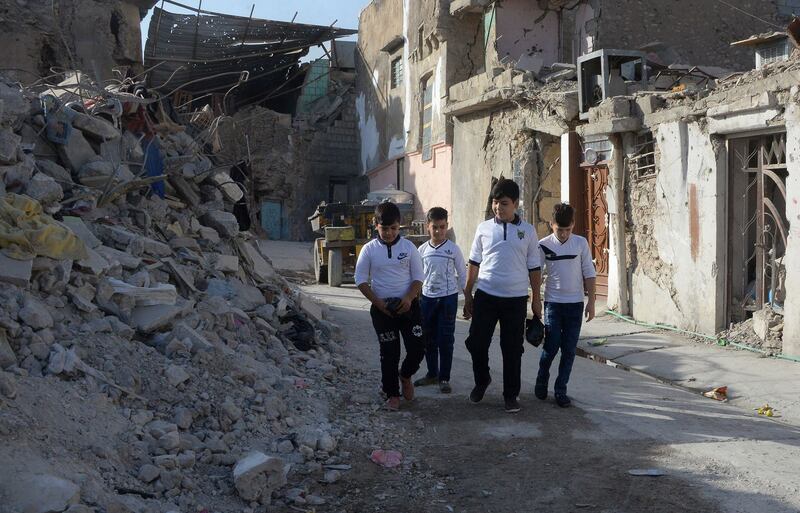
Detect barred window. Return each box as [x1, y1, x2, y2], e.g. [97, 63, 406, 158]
[632, 131, 656, 179]
[391, 57, 403, 89]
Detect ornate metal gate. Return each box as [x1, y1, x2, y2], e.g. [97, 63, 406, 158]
[728, 133, 790, 322]
[585, 166, 609, 297]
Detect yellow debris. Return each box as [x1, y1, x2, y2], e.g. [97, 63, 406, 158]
[0, 193, 88, 261]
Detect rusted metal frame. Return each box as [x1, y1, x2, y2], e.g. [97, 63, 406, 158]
[763, 198, 788, 249]
[151, 1, 167, 58]
[237, 5, 256, 56]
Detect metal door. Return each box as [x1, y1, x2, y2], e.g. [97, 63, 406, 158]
[261, 201, 283, 240]
[585, 166, 609, 297]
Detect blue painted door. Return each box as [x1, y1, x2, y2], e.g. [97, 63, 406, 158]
[261, 201, 283, 239]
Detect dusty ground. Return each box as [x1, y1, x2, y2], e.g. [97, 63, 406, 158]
[277, 259, 800, 513]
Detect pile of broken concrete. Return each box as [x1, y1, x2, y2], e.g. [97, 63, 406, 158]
[0, 78, 348, 512]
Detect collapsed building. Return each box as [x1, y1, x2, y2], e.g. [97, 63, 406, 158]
[357, 0, 799, 352]
[144, 2, 365, 241]
[0, 3, 372, 511]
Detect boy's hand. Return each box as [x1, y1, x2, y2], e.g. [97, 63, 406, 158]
[374, 299, 393, 317]
[463, 294, 473, 320]
[532, 300, 542, 320]
[396, 295, 413, 315]
[584, 302, 595, 322]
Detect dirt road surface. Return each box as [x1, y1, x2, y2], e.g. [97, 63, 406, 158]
[264, 242, 800, 513]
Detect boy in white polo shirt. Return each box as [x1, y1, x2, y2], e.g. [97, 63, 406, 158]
[464, 178, 542, 413]
[535, 203, 597, 407]
[414, 207, 467, 394]
[355, 202, 426, 411]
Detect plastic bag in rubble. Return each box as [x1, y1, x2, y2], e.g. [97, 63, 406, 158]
[0, 194, 88, 261]
[369, 449, 403, 468]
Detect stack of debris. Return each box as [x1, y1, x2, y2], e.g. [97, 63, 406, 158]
[0, 76, 349, 512]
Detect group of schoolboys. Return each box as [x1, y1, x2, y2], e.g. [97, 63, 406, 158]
[354, 178, 596, 413]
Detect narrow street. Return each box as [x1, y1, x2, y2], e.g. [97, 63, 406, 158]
[268, 242, 800, 513]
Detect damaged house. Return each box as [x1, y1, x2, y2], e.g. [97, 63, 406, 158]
[145, 3, 364, 240]
[577, 24, 800, 354]
[358, 0, 796, 308]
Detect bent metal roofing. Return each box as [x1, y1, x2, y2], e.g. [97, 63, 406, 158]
[144, 3, 356, 108]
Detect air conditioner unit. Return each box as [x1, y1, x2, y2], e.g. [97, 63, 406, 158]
[577, 49, 647, 120]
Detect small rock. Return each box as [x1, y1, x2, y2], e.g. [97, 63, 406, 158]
[18, 298, 54, 330]
[221, 398, 242, 422]
[323, 470, 341, 483]
[277, 439, 294, 454]
[159, 431, 181, 451]
[138, 464, 160, 483]
[173, 407, 193, 430]
[165, 365, 190, 387]
[0, 370, 17, 398]
[232, 452, 287, 503]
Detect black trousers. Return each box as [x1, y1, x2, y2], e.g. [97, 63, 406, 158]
[370, 300, 426, 398]
[465, 289, 527, 400]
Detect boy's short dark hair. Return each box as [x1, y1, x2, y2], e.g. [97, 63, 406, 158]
[552, 202, 575, 227]
[375, 201, 401, 226]
[490, 178, 520, 202]
[426, 207, 448, 223]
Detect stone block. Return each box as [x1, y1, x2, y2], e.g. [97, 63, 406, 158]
[36, 160, 72, 190]
[0, 128, 21, 164]
[130, 303, 185, 332]
[201, 211, 240, 239]
[57, 130, 96, 171]
[0, 253, 32, 286]
[95, 245, 142, 269]
[212, 254, 239, 272]
[24, 173, 63, 205]
[71, 112, 120, 141]
[233, 452, 287, 503]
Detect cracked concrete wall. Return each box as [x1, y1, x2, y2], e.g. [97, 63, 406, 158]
[0, 0, 155, 84]
[596, 0, 791, 70]
[622, 121, 724, 334]
[494, 0, 560, 72]
[450, 107, 562, 248]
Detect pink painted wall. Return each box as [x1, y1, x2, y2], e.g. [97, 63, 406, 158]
[495, 0, 560, 71]
[367, 143, 452, 220]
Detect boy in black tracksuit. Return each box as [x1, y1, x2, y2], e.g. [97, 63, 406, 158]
[355, 202, 426, 410]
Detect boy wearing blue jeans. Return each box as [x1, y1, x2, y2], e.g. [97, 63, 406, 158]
[464, 179, 542, 414]
[414, 207, 467, 394]
[535, 203, 596, 407]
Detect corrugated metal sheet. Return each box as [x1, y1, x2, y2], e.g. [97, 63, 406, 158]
[144, 7, 356, 109]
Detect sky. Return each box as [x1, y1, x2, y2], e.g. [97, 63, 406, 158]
[140, 0, 367, 61]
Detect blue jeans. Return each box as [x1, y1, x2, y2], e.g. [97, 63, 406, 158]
[536, 302, 584, 395]
[420, 293, 458, 382]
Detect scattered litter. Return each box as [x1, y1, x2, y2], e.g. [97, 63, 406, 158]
[628, 468, 667, 476]
[369, 449, 403, 468]
[589, 338, 607, 347]
[703, 386, 728, 402]
[756, 404, 778, 417]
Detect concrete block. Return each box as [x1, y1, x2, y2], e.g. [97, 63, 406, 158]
[635, 95, 666, 116]
[201, 210, 240, 239]
[95, 245, 142, 269]
[72, 112, 120, 141]
[213, 254, 239, 272]
[130, 303, 185, 332]
[57, 130, 97, 171]
[0, 253, 32, 286]
[0, 128, 21, 164]
[590, 97, 632, 123]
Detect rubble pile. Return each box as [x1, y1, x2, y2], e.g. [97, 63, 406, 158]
[0, 77, 352, 512]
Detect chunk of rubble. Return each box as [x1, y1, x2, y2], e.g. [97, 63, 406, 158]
[0, 253, 32, 286]
[232, 451, 288, 503]
[201, 210, 240, 239]
[0, 474, 81, 513]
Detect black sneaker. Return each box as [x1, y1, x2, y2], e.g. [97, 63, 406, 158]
[439, 381, 452, 394]
[534, 383, 547, 400]
[469, 378, 491, 403]
[555, 393, 571, 408]
[504, 397, 521, 413]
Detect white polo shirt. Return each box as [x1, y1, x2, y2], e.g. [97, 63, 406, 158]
[539, 233, 596, 303]
[355, 236, 424, 299]
[468, 215, 541, 298]
[418, 239, 467, 298]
